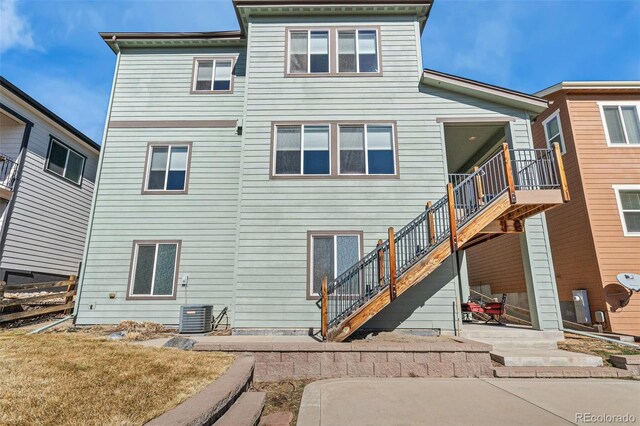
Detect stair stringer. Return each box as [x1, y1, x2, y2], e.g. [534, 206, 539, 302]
[328, 192, 514, 342]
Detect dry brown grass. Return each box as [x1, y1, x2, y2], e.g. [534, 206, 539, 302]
[0, 333, 235, 426]
[559, 333, 640, 366]
[252, 380, 312, 424]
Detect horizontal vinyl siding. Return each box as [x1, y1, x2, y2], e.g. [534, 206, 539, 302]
[0, 90, 98, 277]
[76, 46, 246, 325]
[466, 234, 525, 294]
[567, 93, 640, 335]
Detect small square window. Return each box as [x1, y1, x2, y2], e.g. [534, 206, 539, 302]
[337, 29, 379, 73]
[193, 58, 234, 92]
[309, 232, 361, 297]
[274, 125, 330, 176]
[144, 144, 191, 193]
[129, 241, 180, 298]
[601, 104, 640, 146]
[615, 188, 640, 236]
[288, 30, 329, 74]
[338, 124, 395, 175]
[45, 138, 86, 185]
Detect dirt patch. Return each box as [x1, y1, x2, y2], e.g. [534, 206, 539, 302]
[558, 333, 640, 366]
[0, 333, 235, 426]
[348, 330, 454, 344]
[252, 380, 313, 425]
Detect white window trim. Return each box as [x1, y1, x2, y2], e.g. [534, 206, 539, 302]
[129, 242, 179, 297]
[613, 184, 640, 237]
[144, 144, 191, 192]
[337, 123, 396, 175]
[309, 233, 362, 297]
[273, 124, 331, 176]
[44, 137, 86, 185]
[336, 28, 380, 74]
[192, 58, 233, 92]
[597, 101, 640, 147]
[542, 109, 566, 154]
[287, 29, 331, 75]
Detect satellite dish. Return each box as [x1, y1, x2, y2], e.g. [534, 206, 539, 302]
[616, 273, 640, 292]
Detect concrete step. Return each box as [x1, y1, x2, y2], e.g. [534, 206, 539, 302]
[491, 348, 603, 368]
[493, 366, 633, 378]
[461, 327, 563, 341]
[215, 391, 266, 426]
[475, 338, 558, 350]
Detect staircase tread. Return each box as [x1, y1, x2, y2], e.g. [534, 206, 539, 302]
[215, 391, 266, 426]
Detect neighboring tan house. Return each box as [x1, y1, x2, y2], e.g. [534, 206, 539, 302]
[0, 77, 100, 285]
[76, 0, 570, 340]
[467, 81, 640, 336]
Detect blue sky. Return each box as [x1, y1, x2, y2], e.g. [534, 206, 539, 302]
[1, 0, 638, 143]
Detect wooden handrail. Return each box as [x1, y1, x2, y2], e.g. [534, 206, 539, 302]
[388, 227, 397, 300]
[321, 276, 328, 339]
[446, 183, 457, 251]
[553, 142, 570, 202]
[502, 143, 516, 203]
[473, 166, 484, 206]
[426, 201, 436, 246]
[376, 239, 385, 288]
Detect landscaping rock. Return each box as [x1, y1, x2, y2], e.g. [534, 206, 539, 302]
[108, 331, 126, 340]
[163, 336, 197, 350]
[260, 411, 293, 426]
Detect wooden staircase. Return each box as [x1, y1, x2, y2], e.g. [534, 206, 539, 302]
[321, 143, 569, 342]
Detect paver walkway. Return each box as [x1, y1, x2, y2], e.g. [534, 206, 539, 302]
[297, 378, 640, 425]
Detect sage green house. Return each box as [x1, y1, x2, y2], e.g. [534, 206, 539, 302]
[76, 0, 565, 336]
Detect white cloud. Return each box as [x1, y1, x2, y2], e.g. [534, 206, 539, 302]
[0, 0, 36, 52]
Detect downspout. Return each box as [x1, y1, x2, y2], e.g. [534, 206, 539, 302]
[73, 37, 121, 323]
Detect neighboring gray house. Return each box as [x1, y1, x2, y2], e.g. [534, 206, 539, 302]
[76, 0, 567, 338]
[0, 77, 100, 284]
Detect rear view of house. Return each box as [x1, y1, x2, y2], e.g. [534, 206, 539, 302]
[467, 81, 640, 336]
[0, 77, 100, 285]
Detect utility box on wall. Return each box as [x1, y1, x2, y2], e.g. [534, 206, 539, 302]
[572, 289, 592, 324]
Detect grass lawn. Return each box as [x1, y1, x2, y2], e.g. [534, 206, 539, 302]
[558, 332, 640, 366]
[0, 332, 235, 426]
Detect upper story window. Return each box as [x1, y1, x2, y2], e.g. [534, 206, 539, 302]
[338, 29, 379, 73]
[45, 137, 86, 185]
[614, 186, 640, 236]
[143, 143, 191, 194]
[128, 241, 180, 299]
[274, 125, 330, 175]
[192, 58, 233, 93]
[599, 102, 640, 146]
[289, 30, 330, 74]
[542, 110, 566, 154]
[339, 124, 395, 175]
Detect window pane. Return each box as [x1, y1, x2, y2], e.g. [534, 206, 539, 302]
[336, 236, 359, 276]
[290, 32, 308, 73]
[546, 117, 559, 139]
[169, 147, 188, 171]
[196, 61, 213, 90]
[313, 236, 334, 295]
[309, 31, 329, 73]
[621, 106, 640, 144]
[154, 244, 177, 295]
[64, 151, 84, 184]
[620, 190, 640, 210]
[604, 107, 625, 144]
[132, 245, 155, 295]
[276, 126, 302, 174]
[338, 31, 357, 72]
[367, 126, 394, 175]
[148, 147, 168, 190]
[549, 134, 562, 146]
[624, 212, 640, 233]
[47, 142, 67, 176]
[166, 171, 186, 190]
[213, 60, 232, 91]
[340, 126, 365, 174]
[358, 30, 378, 72]
[303, 126, 329, 174]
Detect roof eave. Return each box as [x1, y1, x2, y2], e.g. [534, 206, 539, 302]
[100, 31, 245, 54]
[536, 81, 640, 98]
[421, 69, 548, 114]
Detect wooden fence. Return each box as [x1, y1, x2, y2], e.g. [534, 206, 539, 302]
[0, 276, 77, 324]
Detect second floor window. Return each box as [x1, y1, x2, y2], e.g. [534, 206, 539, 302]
[338, 29, 379, 73]
[45, 137, 86, 185]
[601, 104, 640, 146]
[275, 125, 330, 175]
[145, 144, 191, 192]
[193, 58, 233, 92]
[339, 124, 395, 175]
[615, 187, 640, 236]
[542, 110, 566, 154]
[289, 30, 329, 74]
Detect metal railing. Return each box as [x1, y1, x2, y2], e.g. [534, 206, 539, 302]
[511, 148, 559, 190]
[322, 145, 563, 339]
[0, 153, 18, 191]
[448, 173, 472, 187]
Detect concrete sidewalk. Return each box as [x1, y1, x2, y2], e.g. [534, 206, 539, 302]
[297, 378, 640, 425]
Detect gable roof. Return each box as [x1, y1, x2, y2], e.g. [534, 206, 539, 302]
[0, 76, 100, 152]
[421, 69, 548, 114]
[536, 81, 640, 98]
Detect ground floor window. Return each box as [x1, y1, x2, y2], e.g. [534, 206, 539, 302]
[128, 241, 181, 299]
[614, 185, 640, 236]
[308, 231, 362, 298]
